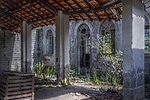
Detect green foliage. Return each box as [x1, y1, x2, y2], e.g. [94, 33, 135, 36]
[59, 79, 67, 85]
[36, 28, 43, 31]
[33, 61, 56, 79]
[87, 74, 90, 81]
[92, 68, 99, 85]
[91, 37, 123, 86]
[69, 66, 75, 76]
[80, 71, 85, 75]
[69, 66, 76, 84]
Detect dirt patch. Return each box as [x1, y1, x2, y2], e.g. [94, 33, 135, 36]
[35, 80, 123, 100]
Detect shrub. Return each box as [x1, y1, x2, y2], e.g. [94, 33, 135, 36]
[91, 37, 123, 86]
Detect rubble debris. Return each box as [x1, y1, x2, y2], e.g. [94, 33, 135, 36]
[75, 92, 82, 96]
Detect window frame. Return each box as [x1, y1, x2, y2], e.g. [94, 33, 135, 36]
[100, 21, 115, 54]
[46, 30, 54, 55]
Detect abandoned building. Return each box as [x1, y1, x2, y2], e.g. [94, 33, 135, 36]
[0, 0, 150, 99]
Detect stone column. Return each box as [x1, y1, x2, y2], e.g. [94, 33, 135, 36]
[21, 21, 32, 72]
[55, 11, 70, 84]
[122, 0, 145, 100]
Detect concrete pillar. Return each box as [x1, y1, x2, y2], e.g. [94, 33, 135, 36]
[21, 21, 32, 72]
[55, 11, 70, 84]
[122, 0, 145, 99]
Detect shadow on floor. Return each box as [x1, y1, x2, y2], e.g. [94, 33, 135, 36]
[35, 85, 99, 100]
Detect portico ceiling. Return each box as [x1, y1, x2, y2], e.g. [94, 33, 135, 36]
[0, 0, 122, 32]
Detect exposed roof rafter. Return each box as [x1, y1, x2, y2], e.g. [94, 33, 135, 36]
[72, 0, 92, 21]
[11, 0, 37, 12]
[115, 7, 120, 20]
[37, 0, 57, 15]
[64, 0, 121, 15]
[104, 9, 111, 21]
[0, 0, 122, 32]
[0, 8, 20, 23]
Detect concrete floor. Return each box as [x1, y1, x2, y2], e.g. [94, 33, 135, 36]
[34, 80, 122, 100]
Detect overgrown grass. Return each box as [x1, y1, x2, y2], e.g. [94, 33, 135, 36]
[33, 61, 56, 79]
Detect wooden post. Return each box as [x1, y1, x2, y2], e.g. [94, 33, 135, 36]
[5, 76, 9, 100]
[32, 75, 35, 100]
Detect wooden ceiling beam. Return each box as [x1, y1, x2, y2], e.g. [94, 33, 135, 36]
[0, 20, 7, 28]
[94, 12, 101, 21]
[0, 8, 20, 23]
[85, 13, 92, 21]
[37, 2, 55, 16]
[6, 0, 30, 22]
[72, 0, 92, 21]
[37, 0, 57, 15]
[95, 0, 103, 5]
[1, 0, 13, 10]
[15, 0, 44, 22]
[83, 0, 91, 8]
[72, 0, 83, 9]
[54, 0, 68, 11]
[64, 0, 121, 15]
[83, 0, 93, 21]
[103, 9, 111, 21]
[54, 0, 77, 21]
[10, 0, 37, 12]
[78, 14, 84, 21]
[11, 0, 37, 12]
[63, 0, 77, 21]
[115, 7, 120, 21]
[83, 0, 101, 21]
[29, 16, 55, 24]
[71, 15, 76, 21]
[0, 1, 22, 24]
[0, 19, 13, 30]
[63, 0, 74, 10]
[71, 0, 84, 20]
[47, 20, 53, 25]
[29, 3, 48, 21]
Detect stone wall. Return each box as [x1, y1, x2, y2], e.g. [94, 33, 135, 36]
[31, 28, 44, 69]
[0, 18, 150, 76]
[69, 20, 122, 71]
[42, 25, 56, 67]
[0, 30, 21, 72]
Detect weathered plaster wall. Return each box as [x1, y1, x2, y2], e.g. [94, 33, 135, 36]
[31, 28, 44, 68]
[0, 30, 21, 72]
[43, 25, 56, 67]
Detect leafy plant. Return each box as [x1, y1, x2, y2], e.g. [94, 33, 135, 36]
[92, 68, 99, 85]
[33, 61, 56, 79]
[91, 37, 123, 86]
[69, 66, 75, 76]
[59, 79, 67, 85]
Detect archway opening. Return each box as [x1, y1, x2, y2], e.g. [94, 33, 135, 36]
[77, 24, 90, 73]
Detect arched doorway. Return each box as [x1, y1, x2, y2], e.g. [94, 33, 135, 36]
[77, 24, 90, 73]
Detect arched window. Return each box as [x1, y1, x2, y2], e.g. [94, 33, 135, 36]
[46, 30, 53, 54]
[145, 16, 150, 54]
[100, 20, 115, 54]
[77, 24, 90, 68]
